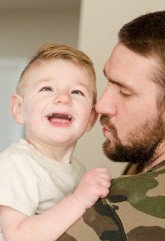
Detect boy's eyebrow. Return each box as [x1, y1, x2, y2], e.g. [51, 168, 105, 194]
[36, 79, 50, 85]
[31, 79, 50, 87]
[34, 78, 92, 94]
[103, 69, 135, 92]
[72, 81, 93, 95]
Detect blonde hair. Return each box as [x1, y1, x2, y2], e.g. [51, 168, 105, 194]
[16, 43, 97, 104]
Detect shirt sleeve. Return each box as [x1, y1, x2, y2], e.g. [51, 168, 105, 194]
[0, 152, 40, 216]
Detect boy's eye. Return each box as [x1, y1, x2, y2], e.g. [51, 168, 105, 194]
[71, 90, 84, 96]
[39, 86, 54, 92]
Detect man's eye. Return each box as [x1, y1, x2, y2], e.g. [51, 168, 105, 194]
[120, 88, 132, 98]
[39, 86, 54, 92]
[71, 90, 84, 96]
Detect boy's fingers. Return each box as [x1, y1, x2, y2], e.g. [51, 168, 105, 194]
[97, 172, 111, 181]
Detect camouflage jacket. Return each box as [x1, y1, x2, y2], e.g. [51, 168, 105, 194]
[58, 161, 165, 241]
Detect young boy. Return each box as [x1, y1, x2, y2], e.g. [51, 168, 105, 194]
[0, 44, 111, 241]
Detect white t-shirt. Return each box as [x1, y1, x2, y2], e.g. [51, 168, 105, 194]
[0, 139, 86, 240]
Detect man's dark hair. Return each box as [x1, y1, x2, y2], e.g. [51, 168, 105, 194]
[119, 11, 165, 97]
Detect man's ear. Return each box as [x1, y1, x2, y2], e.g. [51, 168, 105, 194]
[11, 94, 24, 125]
[86, 107, 98, 132]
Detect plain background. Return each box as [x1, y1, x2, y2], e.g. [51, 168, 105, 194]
[1, 0, 165, 177]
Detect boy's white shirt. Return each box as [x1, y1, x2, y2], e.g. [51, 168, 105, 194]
[0, 139, 86, 240]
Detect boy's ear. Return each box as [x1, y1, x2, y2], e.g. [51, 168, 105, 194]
[86, 107, 98, 132]
[11, 94, 24, 125]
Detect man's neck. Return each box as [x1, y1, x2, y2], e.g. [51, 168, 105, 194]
[144, 142, 165, 172]
[143, 158, 164, 172]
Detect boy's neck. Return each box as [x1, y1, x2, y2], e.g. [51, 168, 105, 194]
[25, 137, 76, 164]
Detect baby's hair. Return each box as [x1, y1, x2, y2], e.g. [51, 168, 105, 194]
[16, 43, 97, 104]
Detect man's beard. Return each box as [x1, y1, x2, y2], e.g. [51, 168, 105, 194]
[100, 114, 165, 165]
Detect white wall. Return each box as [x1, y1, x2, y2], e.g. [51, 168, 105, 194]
[74, 0, 165, 177]
[0, 5, 80, 57]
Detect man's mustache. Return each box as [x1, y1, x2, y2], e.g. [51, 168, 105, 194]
[100, 114, 116, 134]
[99, 114, 119, 140]
[100, 114, 114, 129]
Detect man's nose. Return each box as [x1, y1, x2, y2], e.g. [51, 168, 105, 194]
[95, 89, 117, 116]
[53, 90, 72, 105]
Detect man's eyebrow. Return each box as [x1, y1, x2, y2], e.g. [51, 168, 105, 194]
[103, 69, 135, 92]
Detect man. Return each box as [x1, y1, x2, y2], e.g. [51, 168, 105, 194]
[58, 11, 165, 240]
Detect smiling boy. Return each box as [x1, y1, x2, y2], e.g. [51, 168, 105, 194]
[0, 44, 111, 241]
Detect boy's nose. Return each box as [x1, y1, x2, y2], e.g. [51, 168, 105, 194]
[95, 89, 117, 116]
[53, 90, 72, 105]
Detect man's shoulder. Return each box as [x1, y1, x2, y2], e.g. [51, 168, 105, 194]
[58, 162, 165, 241]
[110, 161, 165, 218]
[111, 160, 165, 190]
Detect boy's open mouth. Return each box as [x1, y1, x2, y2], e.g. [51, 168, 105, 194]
[47, 113, 73, 123]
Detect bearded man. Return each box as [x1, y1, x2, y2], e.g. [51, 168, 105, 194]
[58, 10, 165, 241]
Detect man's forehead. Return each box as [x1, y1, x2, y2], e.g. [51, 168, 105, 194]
[103, 44, 159, 87]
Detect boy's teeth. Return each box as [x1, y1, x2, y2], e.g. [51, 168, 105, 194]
[47, 113, 72, 121]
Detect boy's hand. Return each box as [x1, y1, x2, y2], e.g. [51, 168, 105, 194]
[73, 168, 111, 210]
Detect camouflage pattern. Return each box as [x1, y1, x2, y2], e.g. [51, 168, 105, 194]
[58, 161, 165, 241]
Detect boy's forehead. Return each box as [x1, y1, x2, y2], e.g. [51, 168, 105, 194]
[21, 59, 94, 87]
[25, 59, 90, 75]
[25, 59, 83, 78]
